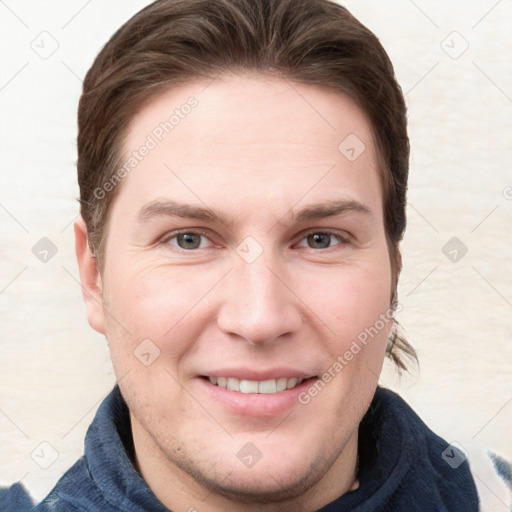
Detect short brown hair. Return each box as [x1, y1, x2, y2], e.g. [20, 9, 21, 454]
[77, 0, 417, 371]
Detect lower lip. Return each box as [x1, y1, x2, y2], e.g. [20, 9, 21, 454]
[197, 377, 316, 417]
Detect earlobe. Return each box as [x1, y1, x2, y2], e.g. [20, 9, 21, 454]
[74, 216, 106, 335]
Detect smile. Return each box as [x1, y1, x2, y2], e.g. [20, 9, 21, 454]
[208, 376, 305, 394]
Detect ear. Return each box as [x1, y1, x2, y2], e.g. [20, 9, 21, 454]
[74, 216, 106, 335]
[395, 241, 403, 275]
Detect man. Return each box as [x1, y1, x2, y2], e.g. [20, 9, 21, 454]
[32, 0, 480, 510]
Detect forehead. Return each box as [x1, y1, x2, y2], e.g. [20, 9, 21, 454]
[116, 73, 381, 218]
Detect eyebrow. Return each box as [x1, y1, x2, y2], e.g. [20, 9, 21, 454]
[137, 199, 230, 225]
[136, 198, 372, 225]
[293, 199, 372, 222]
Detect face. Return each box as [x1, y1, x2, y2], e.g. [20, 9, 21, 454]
[77, 74, 394, 510]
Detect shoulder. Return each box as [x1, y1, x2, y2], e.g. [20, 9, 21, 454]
[0, 482, 34, 512]
[371, 387, 480, 511]
[31, 386, 136, 512]
[31, 457, 104, 512]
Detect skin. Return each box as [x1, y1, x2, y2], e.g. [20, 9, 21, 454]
[75, 73, 394, 512]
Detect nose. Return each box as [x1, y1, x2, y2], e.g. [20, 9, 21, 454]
[216, 251, 303, 345]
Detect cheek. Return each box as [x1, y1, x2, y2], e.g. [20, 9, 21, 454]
[102, 262, 219, 364]
[300, 259, 393, 360]
[318, 263, 390, 325]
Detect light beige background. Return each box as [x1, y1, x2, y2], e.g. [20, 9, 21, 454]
[1, 0, 511, 509]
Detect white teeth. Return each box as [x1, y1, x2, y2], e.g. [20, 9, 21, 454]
[286, 377, 298, 389]
[208, 376, 305, 394]
[227, 377, 239, 391]
[276, 377, 288, 392]
[239, 380, 259, 393]
[259, 379, 277, 394]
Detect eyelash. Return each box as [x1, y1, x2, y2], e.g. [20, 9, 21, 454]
[160, 229, 351, 252]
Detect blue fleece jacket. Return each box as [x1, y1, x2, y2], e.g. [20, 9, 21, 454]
[0, 482, 34, 512]
[31, 385, 480, 511]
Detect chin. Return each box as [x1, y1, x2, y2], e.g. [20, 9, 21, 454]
[192, 459, 323, 505]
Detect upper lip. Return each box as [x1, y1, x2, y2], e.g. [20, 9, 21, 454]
[201, 368, 316, 381]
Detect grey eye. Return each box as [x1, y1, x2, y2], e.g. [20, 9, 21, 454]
[176, 233, 202, 249]
[307, 233, 333, 249]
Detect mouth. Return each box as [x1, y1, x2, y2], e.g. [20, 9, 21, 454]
[197, 370, 319, 416]
[205, 376, 308, 394]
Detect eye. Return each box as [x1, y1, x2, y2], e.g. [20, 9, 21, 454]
[164, 231, 213, 250]
[297, 231, 347, 250]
